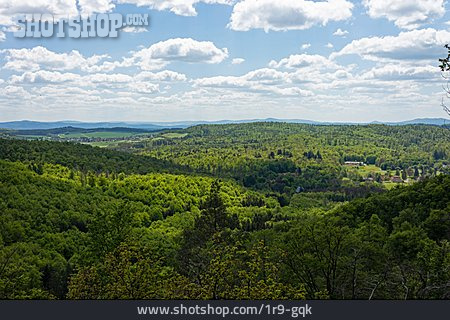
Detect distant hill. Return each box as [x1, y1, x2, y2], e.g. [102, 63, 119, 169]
[0, 120, 168, 131]
[12, 126, 155, 136]
[0, 118, 448, 130]
[383, 118, 449, 126]
[368, 118, 449, 126]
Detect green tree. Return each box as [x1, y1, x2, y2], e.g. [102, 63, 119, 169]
[284, 212, 352, 298]
[68, 244, 196, 299]
[87, 202, 134, 259]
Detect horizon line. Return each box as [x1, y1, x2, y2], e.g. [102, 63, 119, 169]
[0, 117, 449, 125]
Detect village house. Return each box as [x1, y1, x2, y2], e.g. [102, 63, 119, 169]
[344, 161, 365, 166]
[391, 176, 403, 183]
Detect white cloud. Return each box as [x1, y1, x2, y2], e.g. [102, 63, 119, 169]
[0, 0, 234, 26]
[263, 51, 436, 95]
[0, 85, 31, 98]
[325, 43, 334, 48]
[122, 26, 149, 33]
[274, 87, 313, 96]
[84, 73, 134, 84]
[244, 68, 289, 84]
[228, 0, 354, 32]
[135, 70, 187, 82]
[331, 28, 450, 62]
[0, 0, 78, 25]
[9, 69, 186, 88]
[194, 68, 290, 88]
[117, 0, 234, 17]
[1, 40, 228, 74]
[195, 76, 313, 96]
[1, 46, 113, 73]
[0, 30, 5, 41]
[363, 0, 445, 30]
[333, 28, 348, 36]
[6, 67, 190, 104]
[232, 58, 245, 65]
[193, 67, 314, 97]
[131, 38, 229, 70]
[194, 68, 282, 87]
[130, 82, 160, 94]
[9, 70, 82, 84]
[301, 43, 311, 50]
[193, 75, 248, 89]
[77, 0, 115, 15]
[269, 54, 340, 70]
[0, 0, 114, 26]
[361, 64, 439, 81]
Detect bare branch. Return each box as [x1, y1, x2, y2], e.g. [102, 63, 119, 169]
[442, 97, 450, 116]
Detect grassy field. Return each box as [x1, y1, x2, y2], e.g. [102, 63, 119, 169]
[358, 164, 385, 174]
[84, 141, 119, 148]
[348, 164, 386, 177]
[161, 132, 188, 139]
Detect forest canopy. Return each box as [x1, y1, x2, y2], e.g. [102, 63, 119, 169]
[0, 122, 449, 299]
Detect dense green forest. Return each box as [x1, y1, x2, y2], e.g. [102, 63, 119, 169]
[0, 123, 449, 299]
[128, 123, 450, 194]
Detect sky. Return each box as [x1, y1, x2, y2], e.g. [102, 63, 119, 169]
[0, 0, 449, 123]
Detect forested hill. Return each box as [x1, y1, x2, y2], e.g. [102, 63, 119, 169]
[0, 157, 448, 299]
[0, 138, 189, 175]
[136, 122, 449, 194]
[336, 174, 450, 232]
[0, 123, 449, 300]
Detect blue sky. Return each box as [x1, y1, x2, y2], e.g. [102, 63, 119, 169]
[0, 0, 449, 122]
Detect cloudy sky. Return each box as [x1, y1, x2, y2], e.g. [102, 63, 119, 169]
[0, 0, 449, 122]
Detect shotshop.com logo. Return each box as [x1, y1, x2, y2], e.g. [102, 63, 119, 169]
[14, 13, 149, 38]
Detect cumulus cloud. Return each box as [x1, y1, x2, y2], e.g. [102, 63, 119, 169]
[361, 64, 439, 81]
[135, 70, 187, 82]
[333, 28, 348, 36]
[6, 69, 191, 97]
[0, 0, 234, 26]
[325, 43, 334, 48]
[232, 58, 245, 65]
[84, 73, 134, 84]
[244, 68, 289, 84]
[331, 28, 450, 62]
[1, 40, 228, 74]
[363, 0, 445, 30]
[193, 67, 313, 97]
[269, 54, 341, 70]
[1, 46, 113, 73]
[9, 69, 186, 86]
[301, 43, 311, 50]
[228, 0, 354, 32]
[194, 75, 248, 89]
[0, 30, 5, 41]
[9, 70, 82, 84]
[0, 0, 81, 25]
[262, 51, 434, 94]
[274, 87, 313, 96]
[129, 82, 160, 94]
[117, 0, 234, 16]
[0, 85, 31, 98]
[130, 38, 229, 70]
[77, 0, 115, 15]
[122, 26, 149, 33]
[195, 68, 290, 88]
